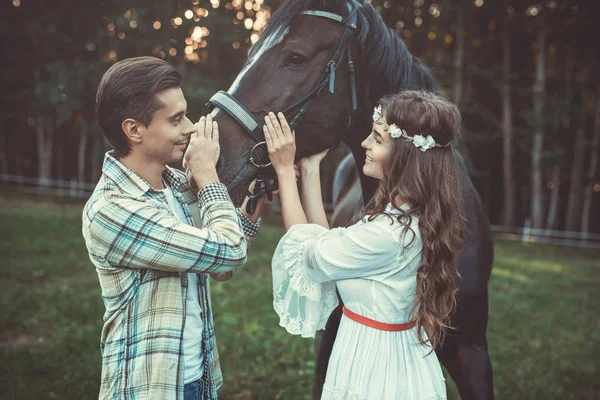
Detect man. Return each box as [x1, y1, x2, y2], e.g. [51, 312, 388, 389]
[82, 57, 263, 400]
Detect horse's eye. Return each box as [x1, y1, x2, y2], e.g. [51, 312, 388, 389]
[284, 53, 307, 68]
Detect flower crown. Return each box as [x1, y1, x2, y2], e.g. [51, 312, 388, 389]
[372, 105, 450, 152]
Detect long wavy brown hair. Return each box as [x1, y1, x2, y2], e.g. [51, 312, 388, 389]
[363, 90, 466, 349]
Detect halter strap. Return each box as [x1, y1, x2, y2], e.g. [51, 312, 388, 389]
[207, 1, 361, 132]
[299, 10, 343, 22]
[208, 91, 263, 142]
[206, 0, 362, 176]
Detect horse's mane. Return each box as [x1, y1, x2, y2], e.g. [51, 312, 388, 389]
[254, 0, 438, 101]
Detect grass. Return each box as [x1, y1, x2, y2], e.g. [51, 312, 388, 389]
[0, 195, 598, 399]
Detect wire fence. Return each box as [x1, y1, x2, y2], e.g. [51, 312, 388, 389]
[0, 173, 96, 199]
[490, 220, 600, 250]
[1, 173, 598, 249]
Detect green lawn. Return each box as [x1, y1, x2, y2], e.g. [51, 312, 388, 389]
[0, 196, 598, 399]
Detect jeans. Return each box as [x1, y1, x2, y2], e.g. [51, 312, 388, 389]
[184, 378, 204, 400]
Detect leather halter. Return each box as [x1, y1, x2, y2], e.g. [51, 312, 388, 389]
[206, 0, 362, 169]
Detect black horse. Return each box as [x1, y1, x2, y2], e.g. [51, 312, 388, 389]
[210, 1, 494, 398]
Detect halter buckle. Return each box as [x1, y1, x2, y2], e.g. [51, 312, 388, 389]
[249, 141, 272, 168]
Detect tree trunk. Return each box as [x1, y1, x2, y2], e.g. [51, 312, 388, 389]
[545, 166, 561, 230]
[77, 116, 88, 183]
[502, 0, 515, 227]
[453, 4, 465, 107]
[565, 87, 588, 231]
[546, 47, 574, 229]
[36, 116, 54, 183]
[531, 16, 547, 230]
[91, 140, 102, 183]
[13, 130, 22, 176]
[91, 128, 106, 182]
[0, 132, 8, 175]
[581, 91, 600, 233]
[545, 93, 562, 230]
[55, 128, 64, 181]
[562, 48, 574, 130]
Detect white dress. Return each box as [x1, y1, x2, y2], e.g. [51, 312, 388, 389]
[272, 204, 447, 400]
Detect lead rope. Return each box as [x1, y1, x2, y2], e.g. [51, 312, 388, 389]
[245, 175, 278, 215]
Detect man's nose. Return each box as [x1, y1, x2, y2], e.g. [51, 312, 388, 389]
[182, 117, 196, 136]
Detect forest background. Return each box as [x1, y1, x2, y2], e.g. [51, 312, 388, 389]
[1, 0, 599, 232]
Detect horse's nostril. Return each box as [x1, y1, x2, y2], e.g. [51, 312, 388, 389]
[216, 155, 224, 172]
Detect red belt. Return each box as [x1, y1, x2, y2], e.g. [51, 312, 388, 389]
[342, 306, 417, 332]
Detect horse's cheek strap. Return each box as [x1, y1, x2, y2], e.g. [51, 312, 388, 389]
[347, 47, 357, 110]
[329, 62, 336, 94]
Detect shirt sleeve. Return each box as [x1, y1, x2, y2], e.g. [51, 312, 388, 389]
[271, 217, 413, 338]
[300, 216, 408, 281]
[85, 182, 247, 274]
[235, 209, 261, 249]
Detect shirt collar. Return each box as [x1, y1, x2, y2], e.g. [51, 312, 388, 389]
[102, 151, 183, 197]
[385, 202, 411, 214]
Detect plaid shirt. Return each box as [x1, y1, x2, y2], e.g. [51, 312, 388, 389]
[82, 152, 259, 400]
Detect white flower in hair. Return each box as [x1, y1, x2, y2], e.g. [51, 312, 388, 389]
[423, 135, 436, 151]
[413, 134, 427, 148]
[388, 124, 403, 138]
[373, 105, 383, 122]
[413, 134, 437, 152]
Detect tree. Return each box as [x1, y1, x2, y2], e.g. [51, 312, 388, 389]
[581, 88, 600, 233]
[32, 62, 81, 183]
[452, 1, 466, 107]
[501, 0, 515, 227]
[564, 66, 590, 231]
[530, 9, 547, 230]
[545, 46, 574, 231]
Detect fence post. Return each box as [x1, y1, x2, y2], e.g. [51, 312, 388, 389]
[70, 179, 77, 198]
[522, 218, 532, 245]
[581, 231, 590, 248]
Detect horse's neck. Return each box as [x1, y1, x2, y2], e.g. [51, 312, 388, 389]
[339, 4, 437, 204]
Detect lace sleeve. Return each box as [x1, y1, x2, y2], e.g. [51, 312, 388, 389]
[272, 224, 340, 338]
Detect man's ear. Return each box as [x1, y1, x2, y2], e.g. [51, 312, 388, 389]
[122, 119, 143, 144]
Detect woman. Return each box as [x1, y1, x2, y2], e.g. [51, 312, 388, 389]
[264, 90, 465, 399]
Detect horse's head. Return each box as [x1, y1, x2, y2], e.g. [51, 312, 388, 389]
[212, 0, 438, 203]
[212, 0, 367, 203]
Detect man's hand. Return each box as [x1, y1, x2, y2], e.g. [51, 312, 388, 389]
[184, 115, 220, 189]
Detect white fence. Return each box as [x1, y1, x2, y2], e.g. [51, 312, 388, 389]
[491, 219, 600, 250]
[1, 173, 598, 250]
[0, 173, 96, 199]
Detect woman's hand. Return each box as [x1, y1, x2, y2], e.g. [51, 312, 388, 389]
[263, 112, 308, 231]
[263, 112, 296, 176]
[298, 149, 329, 174]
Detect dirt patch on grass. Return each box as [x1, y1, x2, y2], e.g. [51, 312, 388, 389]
[0, 272, 51, 285]
[0, 333, 46, 350]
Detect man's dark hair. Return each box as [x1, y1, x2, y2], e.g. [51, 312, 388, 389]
[96, 56, 182, 157]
